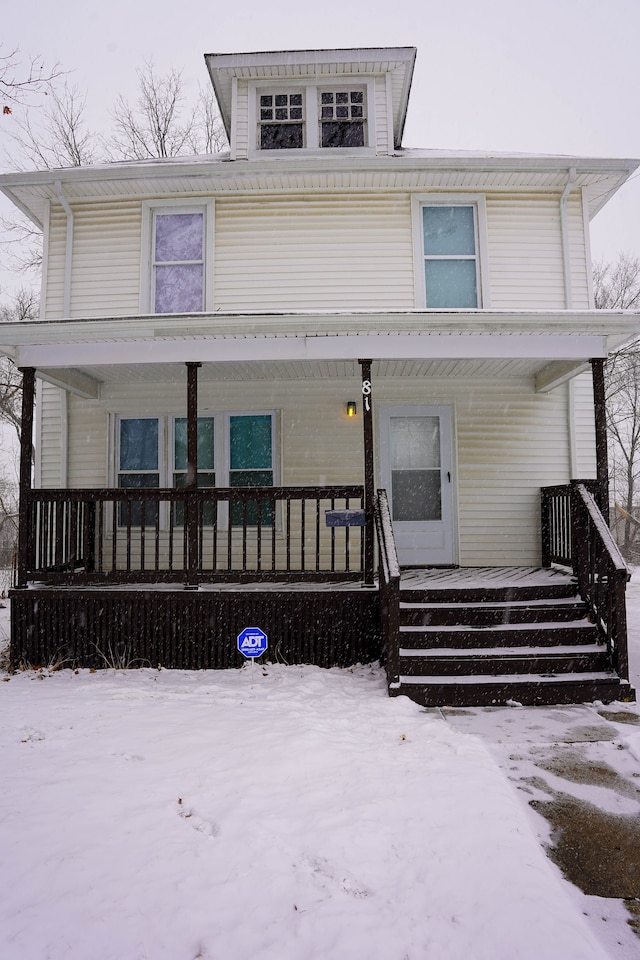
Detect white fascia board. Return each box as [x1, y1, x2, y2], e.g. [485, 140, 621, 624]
[2, 153, 636, 192]
[15, 332, 607, 369]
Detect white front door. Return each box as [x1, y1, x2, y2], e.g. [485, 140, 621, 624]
[379, 405, 456, 566]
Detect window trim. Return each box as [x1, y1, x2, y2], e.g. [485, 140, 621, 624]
[111, 410, 278, 529]
[140, 198, 215, 314]
[248, 78, 376, 157]
[411, 194, 490, 309]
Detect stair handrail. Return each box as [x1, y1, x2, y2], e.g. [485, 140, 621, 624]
[573, 483, 631, 682]
[374, 490, 401, 686]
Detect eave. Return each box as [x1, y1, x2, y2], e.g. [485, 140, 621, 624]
[1, 309, 638, 397]
[1, 153, 636, 230]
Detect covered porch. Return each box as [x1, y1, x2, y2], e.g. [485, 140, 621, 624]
[4, 308, 636, 702]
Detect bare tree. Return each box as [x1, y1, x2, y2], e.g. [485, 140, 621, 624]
[607, 349, 640, 557]
[1, 45, 62, 112]
[7, 82, 97, 169]
[593, 252, 640, 311]
[0, 288, 39, 439]
[108, 61, 226, 160]
[597, 253, 640, 555]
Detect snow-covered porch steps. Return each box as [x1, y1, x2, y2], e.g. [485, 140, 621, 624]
[388, 569, 626, 707]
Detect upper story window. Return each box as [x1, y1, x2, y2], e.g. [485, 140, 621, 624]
[412, 196, 489, 309]
[141, 199, 215, 314]
[259, 91, 304, 149]
[320, 89, 365, 148]
[153, 211, 205, 313]
[251, 82, 372, 155]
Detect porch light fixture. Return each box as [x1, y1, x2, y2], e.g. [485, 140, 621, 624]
[346, 400, 357, 418]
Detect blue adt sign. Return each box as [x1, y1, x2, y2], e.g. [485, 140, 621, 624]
[237, 627, 268, 658]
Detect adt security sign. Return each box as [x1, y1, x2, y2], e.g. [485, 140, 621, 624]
[237, 627, 268, 658]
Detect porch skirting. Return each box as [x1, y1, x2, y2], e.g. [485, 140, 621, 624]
[10, 584, 381, 671]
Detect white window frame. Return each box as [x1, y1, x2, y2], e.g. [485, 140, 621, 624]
[248, 79, 376, 158]
[411, 194, 490, 309]
[110, 411, 277, 530]
[140, 198, 215, 314]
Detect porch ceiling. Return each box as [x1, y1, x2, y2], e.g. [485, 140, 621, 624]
[2, 309, 638, 397]
[39, 357, 564, 388]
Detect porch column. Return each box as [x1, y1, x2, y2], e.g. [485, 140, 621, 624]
[17, 367, 36, 589]
[359, 359, 375, 586]
[185, 362, 201, 586]
[591, 358, 610, 524]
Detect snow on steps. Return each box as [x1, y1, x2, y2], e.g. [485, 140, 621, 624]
[388, 577, 632, 707]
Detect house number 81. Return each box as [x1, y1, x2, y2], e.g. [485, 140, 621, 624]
[362, 379, 372, 412]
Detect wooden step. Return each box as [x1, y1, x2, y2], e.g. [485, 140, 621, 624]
[389, 674, 634, 707]
[399, 597, 588, 627]
[398, 620, 599, 648]
[397, 643, 610, 676]
[399, 583, 578, 604]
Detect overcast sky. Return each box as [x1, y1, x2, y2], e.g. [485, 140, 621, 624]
[2, 0, 640, 299]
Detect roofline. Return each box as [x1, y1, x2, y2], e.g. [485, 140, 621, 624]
[1, 152, 637, 190]
[203, 46, 418, 69]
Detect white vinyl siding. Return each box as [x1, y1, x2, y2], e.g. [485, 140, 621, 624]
[233, 79, 250, 158]
[484, 192, 589, 309]
[43, 200, 142, 319]
[38, 382, 64, 487]
[40, 188, 594, 318]
[54, 374, 573, 567]
[571, 373, 597, 479]
[374, 75, 392, 154]
[214, 194, 414, 310]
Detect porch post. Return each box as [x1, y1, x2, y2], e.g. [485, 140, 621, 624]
[359, 359, 375, 586]
[17, 367, 36, 589]
[185, 362, 201, 586]
[591, 358, 610, 524]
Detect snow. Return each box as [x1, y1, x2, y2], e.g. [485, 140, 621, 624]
[0, 580, 639, 960]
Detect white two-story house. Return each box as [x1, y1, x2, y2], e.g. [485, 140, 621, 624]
[0, 46, 638, 705]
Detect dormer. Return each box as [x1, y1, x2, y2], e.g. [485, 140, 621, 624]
[205, 47, 416, 160]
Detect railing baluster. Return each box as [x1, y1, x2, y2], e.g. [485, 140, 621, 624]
[23, 485, 366, 584]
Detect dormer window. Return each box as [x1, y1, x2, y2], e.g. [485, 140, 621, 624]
[252, 83, 371, 154]
[320, 89, 365, 148]
[259, 91, 304, 149]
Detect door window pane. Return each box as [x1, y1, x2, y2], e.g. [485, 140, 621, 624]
[390, 417, 442, 522]
[392, 470, 441, 522]
[390, 417, 440, 469]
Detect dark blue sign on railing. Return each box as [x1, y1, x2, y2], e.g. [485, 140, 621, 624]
[237, 627, 268, 658]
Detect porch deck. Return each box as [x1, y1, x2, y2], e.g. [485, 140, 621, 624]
[9, 566, 571, 673]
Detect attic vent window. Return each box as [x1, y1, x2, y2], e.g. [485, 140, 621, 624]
[320, 89, 365, 148]
[259, 92, 304, 149]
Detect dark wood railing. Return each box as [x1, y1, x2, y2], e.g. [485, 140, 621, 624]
[22, 485, 366, 585]
[374, 489, 401, 687]
[541, 481, 630, 680]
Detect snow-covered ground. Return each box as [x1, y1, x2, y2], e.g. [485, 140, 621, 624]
[0, 580, 638, 960]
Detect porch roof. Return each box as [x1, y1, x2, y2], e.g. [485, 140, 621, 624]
[1, 308, 639, 398]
